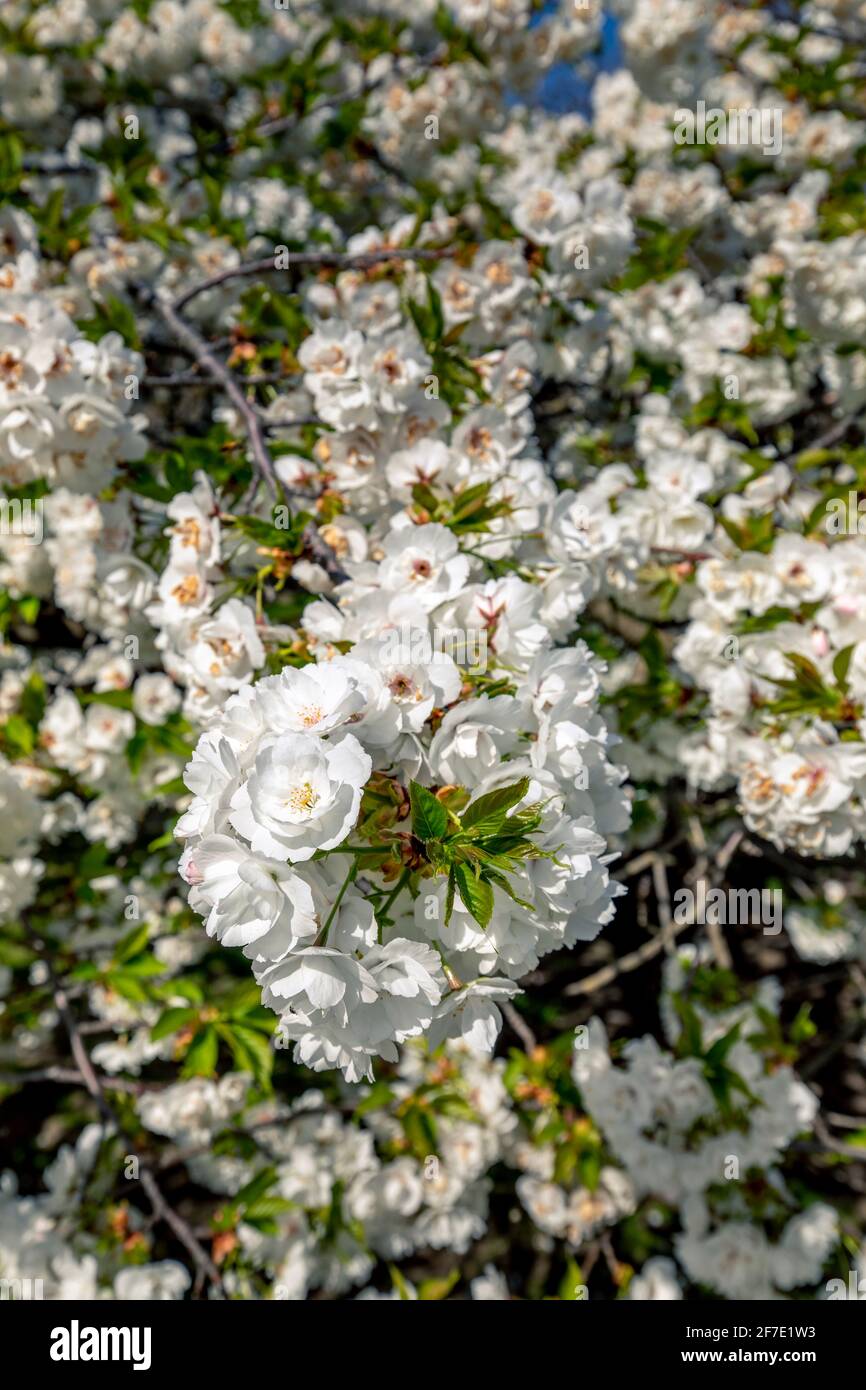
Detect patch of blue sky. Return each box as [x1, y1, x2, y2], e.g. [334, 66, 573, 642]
[517, 7, 622, 116]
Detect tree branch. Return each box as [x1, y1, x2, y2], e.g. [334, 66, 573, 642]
[137, 284, 355, 581]
[24, 922, 225, 1298]
[145, 369, 298, 389]
[172, 245, 456, 313]
[0, 1065, 150, 1093]
[139, 287, 279, 495]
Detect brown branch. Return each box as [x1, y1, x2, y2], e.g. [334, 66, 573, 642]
[141, 289, 279, 495]
[650, 546, 714, 563]
[261, 417, 322, 433]
[172, 245, 456, 313]
[138, 285, 350, 581]
[0, 1065, 150, 1094]
[254, 69, 396, 141]
[23, 922, 225, 1298]
[155, 1106, 355, 1174]
[21, 157, 97, 176]
[564, 912, 692, 998]
[684, 817, 734, 971]
[502, 1000, 537, 1052]
[791, 414, 862, 465]
[145, 370, 298, 389]
[139, 244, 455, 578]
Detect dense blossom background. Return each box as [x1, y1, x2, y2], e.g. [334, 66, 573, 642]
[1, 0, 866, 1302]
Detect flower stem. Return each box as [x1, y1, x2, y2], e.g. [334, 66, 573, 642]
[317, 860, 359, 946]
[377, 866, 412, 941]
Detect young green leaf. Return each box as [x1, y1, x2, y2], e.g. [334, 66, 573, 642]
[460, 777, 529, 838]
[409, 780, 448, 841]
[454, 862, 494, 928]
[444, 866, 456, 925]
[150, 1006, 199, 1042]
[182, 1025, 219, 1078]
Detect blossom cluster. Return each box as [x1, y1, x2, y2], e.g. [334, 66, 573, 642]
[177, 616, 626, 1081]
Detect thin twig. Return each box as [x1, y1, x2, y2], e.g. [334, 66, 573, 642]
[791, 414, 859, 463]
[826, 1112, 866, 1131]
[651, 854, 675, 956]
[261, 417, 321, 432]
[0, 1065, 148, 1093]
[155, 1106, 355, 1174]
[21, 157, 97, 176]
[138, 286, 349, 580]
[24, 922, 224, 1298]
[685, 818, 734, 971]
[145, 370, 298, 388]
[254, 70, 395, 140]
[802, 1015, 864, 1079]
[172, 246, 456, 314]
[650, 546, 714, 563]
[140, 288, 279, 495]
[502, 1000, 537, 1052]
[564, 915, 692, 997]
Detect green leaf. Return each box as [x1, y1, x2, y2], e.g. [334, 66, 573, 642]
[460, 777, 529, 838]
[559, 1258, 585, 1302]
[454, 862, 494, 928]
[0, 937, 35, 969]
[17, 596, 40, 626]
[77, 844, 110, 881]
[704, 1021, 742, 1068]
[483, 868, 535, 914]
[354, 1080, 396, 1117]
[182, 1026, 219, 1077]
[673, 995, 704, 1057]
[2, 714, 34, 756]
[790, 1004, 816, 1045]
[0, 132, 22, 193]
[114, 923, 150, 964]
[220, 1022, 274, 1090]
[409, 780, 448, 842]
[234, 1166, 278, 1209]
[221, 978, 265, 1017]
[112, 953, 164, 979]
[108, 975, 150, 1004]
[782, 651, 827, 694]
[833, 644, 855, 692]
[444, 867, 456, 926]
[147, 830, 176, 852]
[150, 1006, 199, 1042]
[243, 1196, 296, 1223]
[96, 294, 141, 349]
[431, 1093, 477, 1122]
[418, 1269, 459, 1301]
[19, 671, 46, 725]
[577, 1149, 602, 1191]
[389, 1265, 415, 1301]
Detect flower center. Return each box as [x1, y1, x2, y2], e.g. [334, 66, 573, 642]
[285, 781, 319, 815]
[298, 704, 325, 727]
[171, 575, 202, 605]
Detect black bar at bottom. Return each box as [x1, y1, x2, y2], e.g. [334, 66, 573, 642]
[0, 1295, 857, 1374]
